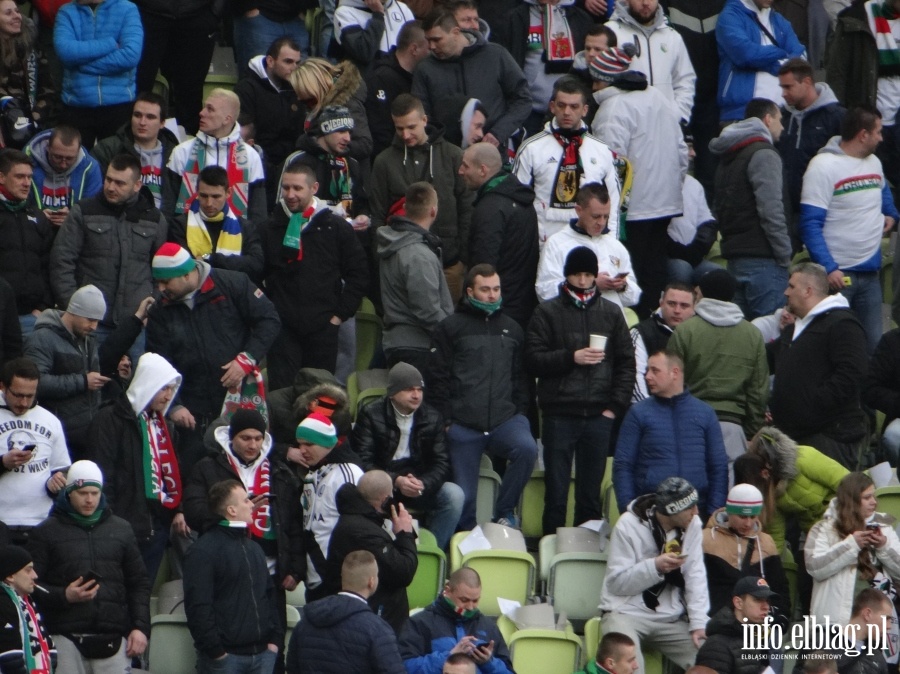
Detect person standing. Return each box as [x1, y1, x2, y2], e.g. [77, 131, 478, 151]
[0, 546, 56, 673]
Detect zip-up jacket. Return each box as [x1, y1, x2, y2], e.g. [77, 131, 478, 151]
[25, 129, 102, 211]
[365, 50, 414, 157]
[695, 606, 770, 674]
[0, 202, 53, 315]
[334, 0, 416, 67]
[660, 0, 724, 112]
[282, 133, 368, 217]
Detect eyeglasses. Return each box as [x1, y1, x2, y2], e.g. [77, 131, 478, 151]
[48, 151, 77, 165]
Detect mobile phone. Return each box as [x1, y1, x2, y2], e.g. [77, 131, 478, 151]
[21, 444, 35, 453]
[867, 523, 881, 531]
[676, 553, 689, 559]
[473, 640, 490, 649]
[83, 570, 104, 584]
[615, 272, 630, 279]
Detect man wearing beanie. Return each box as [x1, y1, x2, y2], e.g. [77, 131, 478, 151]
[50, 153, 168, 344]
[352, 362, 463, 548]
[262, 161, 368, 388]
[86, 352, 187, 583]
[526, 245, 635, 535]
[29, 460, 151, 672]
[600, 477, 709, 673]
[536, 182, 641, 312]
[702, 483, 791, 625]
[430, 263, 538, 529]
[184, 407, 304, 663]
[670, 268, 768, 480]
[0, 545, 56, 672]
[296, 412, 364, 602]
[147, 241, 280, 477]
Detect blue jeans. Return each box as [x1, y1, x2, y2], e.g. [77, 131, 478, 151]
[666, 258, 722, 287]
[541, 414, 613, 535]
[18, 313, 36, 338]
[727, 257, 789, 320]
[408, 482, 464, 549]
[197, 649, 278, 674]
[839, 270, 882, 355]
[448, 415, 538, 530]
[233, 13, 310, 78]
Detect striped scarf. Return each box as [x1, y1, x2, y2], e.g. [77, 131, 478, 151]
[140, 410, 182, 509]
[186, 200, 243, 258]
[1, 584, 53, 673]
[225, 452, 274, 540]
[175, 140, 252, 217]
[866, 0, 900, 68]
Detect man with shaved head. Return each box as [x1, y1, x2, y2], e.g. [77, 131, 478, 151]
[459, 142, 539, 329]
[325, 470, 418, 633]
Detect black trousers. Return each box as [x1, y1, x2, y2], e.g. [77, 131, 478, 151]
[267, 323, 340, 391]
[622, 217, 672, 319]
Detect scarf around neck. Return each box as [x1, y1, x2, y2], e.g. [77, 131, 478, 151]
[176, 139, 252, 217]
[541, 3, 575, 65]
[140, 410, 182, 509]
[282, 200, 318, 261]
[0, 184, 27, 211]
[1, 584, 52, 673]
[551, 125, 585, 209]
[226, 451, 275, 540]
[186, 200, 243, 258]
[562, 280, 596, 308]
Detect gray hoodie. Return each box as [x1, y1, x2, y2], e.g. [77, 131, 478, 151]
[694, 297, 745, 327]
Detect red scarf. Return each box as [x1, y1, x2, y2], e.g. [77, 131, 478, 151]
[551, 127, 584, 208]
[226, 453, 274, 540]
[141, 410, 183, 509]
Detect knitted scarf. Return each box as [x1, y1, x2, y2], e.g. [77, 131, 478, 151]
[220, 352, 269, 426]
[186, 200, 243, 258]
[1, 584, 52, 673]
[643, 510, 686, 610]
[282, 201, 317, 260]
[0, 184, 27, 211]
[562, 280, 596, 309]
[176, 140, 252, 218]
[542, 4, 575, 64]
[551, 126, 584, 209]
[867, 0, 900, 67]
[328, 155, 352, 210]
[140, 410, 182, 509]
[225, 452, 274, 540]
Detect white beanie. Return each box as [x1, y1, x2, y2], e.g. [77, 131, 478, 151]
[66, 460, 104, 492]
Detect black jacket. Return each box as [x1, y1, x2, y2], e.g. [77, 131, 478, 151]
[525, 288, 636, 418]
[493, 2, 593, 72]
[183, 524, 278, 658]
[430, 300, 531, 432]
[262, 204, 368, 337]
[0, 588, 56, 674]
[469, 173, 539, 330]
[168, 211, 265, 284]
[28, 502, 151, 638]
[864, 328, 900, 430]
[0, 202, 53, 315]
[286, 593, 406, 674]
[695, 606, 768, 674]
[325, 483, 418, 634]
[285, 134, 369, 219]
[364, 51, 413, 158]
[0, 278, 22, 368]
[352, 396, 449, 499]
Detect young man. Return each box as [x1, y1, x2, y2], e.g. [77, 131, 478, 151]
[577, 633, 639, 674]
[0, 546, 56, 672]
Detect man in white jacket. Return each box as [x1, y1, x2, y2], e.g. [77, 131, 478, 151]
[599, 477, 709, 674]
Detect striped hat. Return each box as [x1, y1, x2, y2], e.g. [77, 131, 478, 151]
[726, 483, 764, 516]
[152, 243, 197, 280]
[66, 460, 104, 492]
[589, 43, 636, 83]
[295, 412, 337, 449]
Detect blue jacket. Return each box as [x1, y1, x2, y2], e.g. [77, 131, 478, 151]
[715, 0, 805, 121]
[25, 129, 102, 211]
[53, 0, 143, 108]
[613, 389, 728, 515]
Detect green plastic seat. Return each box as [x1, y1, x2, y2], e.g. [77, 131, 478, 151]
[149, 614, 195, 674]
[507, 629, 584, 674]
[407, 527, 447, 609]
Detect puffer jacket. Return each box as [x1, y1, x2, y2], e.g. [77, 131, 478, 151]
[28, 498, 151, 637]
[0, 201, 53, 314]
[50, 187, 168, 325]
[613, 389, 728, 515]
[429, 300, 531, 432]
[53, 0, 143, 108]
[525, 287, 635, 418]
[695, 606, 769, 674]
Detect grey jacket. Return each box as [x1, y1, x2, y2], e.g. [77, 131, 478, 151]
[376, 217, 453, 352]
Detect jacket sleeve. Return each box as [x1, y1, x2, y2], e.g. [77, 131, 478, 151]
[428, 322, 454, 422]
[468, 198, 504, 267]
[704, 411, 729, 512]
[348, 92, 374, 163]
[161, 167, 181, 220]
[336, 221, 369, 321]
[82, 161, 103, 200]
[399, 615, 448, 674]
[24, 332, 87, 399]
[863, 332, 900, 418]
[608, 308, 637, 418]
[683, 518, 710, 631]
[248, 180, 268, 228]
[591, 96, 629, 156]
[209, 218, 265, 284]
[122, 525, 152, 637]
[454, 158, 473, 265]
[874, 524, 900, 579]
[411, 67, 433, 118]
[511, 325, 531, 415]
[351, 403, 382, 473]
[48, 204, 85, 309]
[335, 9, 386, 63]
[418, 416, 450, 495]
[761, 553, 792, 628]
[369, 154, 390, 229]
[98, 315, 143, 377]
[489, 50, 532, 145]
[183, 543, 227, 659]
[810, 317, 869, 416]
[615, 246, 641, 309]
[671, 37, 696, 124]
[747, 149, 791, 265]
[804, 519, 861, 581]
[401, 249, 452, 330]
[371, 621, 409, 674]
[523, 304, 576, 378]
[85, 413, 124, 510]
[715, 10, 787, 72]
[53, 8, 117, 66]
[226, 274, 282, 363]
[534, 240, 565, 301]
[183, 467, 219, 534]
[374, 530, 419, 590]
[612, 409, 640, 511]
[25, 526, 68, 609]
[76, 5, 143, 74]
[745, 334, 769, 436]
[693, 635, 735, 674]
[604, 516, 666, 596]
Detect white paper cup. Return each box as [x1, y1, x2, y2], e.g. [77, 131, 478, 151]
[589, 334, 607, 350]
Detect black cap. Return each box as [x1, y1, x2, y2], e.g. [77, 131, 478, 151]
[733, 576, 778, 599]
[229, 409, 267, 439]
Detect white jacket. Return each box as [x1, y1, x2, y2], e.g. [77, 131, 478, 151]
[592, 84, 688, 222]
[334, 0, 415, 52]
[536, 224, 641, 308]
[599, 499, 710, 631]
[167, 123, 265, 184]
[514, 121, 621, 243]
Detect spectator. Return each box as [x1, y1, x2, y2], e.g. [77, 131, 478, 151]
[514, 77, 620, 245]
[715, 0, 805, 123]
[446, 0, 489, 35]
[286, 550, 407, 674]
[863, 327, 900, 464]
[0, 545, 56, 672]
[526, 245, 635, 534]
[570, 25, 616, 121]
[325, 472, 419, 633]
[24, 125, 102, 228]
[834, 589, 893, 674]
[600, 477, 709, 673]
[268, 370, 351, 449]
[413, 10, 532, 148]
[443, 654, 479, 674]
[183, 480, 279, 673]
[399, 567, 514, 674]
[231, 0, 311, 81]
[53, 0, 143, 145]
[577, 633, 639, 674]
[709, 98, 792, 320]
[433, 95, 486, 150]
[28, 460, 150, 673]
[333, 0, 416, 69]
[430, 264, 539, 529]
[91, 93, 180, 209]
[163, 89, 267, 225]
[613, 350, 728, 517]
[352, 362, 463, 549]
[458, 142, 539, 330]
[0, 358, 70, 546]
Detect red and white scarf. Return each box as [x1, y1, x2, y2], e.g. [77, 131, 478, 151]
[141, 410, 183, 509]
[226, 451, 274, 540]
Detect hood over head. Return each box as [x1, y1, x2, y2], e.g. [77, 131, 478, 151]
[126, 352, 182, 416]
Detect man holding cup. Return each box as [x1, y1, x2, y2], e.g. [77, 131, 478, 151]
[525, 245, 636, 534]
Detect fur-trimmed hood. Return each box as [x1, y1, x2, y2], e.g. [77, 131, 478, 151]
[293, 382, 352, 437]
[320, 61, 365, 111]
[752, 426, 799, 496]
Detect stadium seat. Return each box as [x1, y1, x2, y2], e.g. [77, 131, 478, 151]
[149, 614, 195, 674]
[548, 551, 607, 622]
[408, 527, 447, 609]
[507, 629, 584, 674]
[355, 297, 382, 372]
[478, 455, 502, 525]
[461, 549, 536, 616]
[876, 486, 900, 523]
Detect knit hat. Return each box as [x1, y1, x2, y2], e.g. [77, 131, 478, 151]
[312, 106, 355, 136]
[563, 246, 599, 277]
[698, 268, 737, 302]
[66, 460, 104, 492]
[387, 362, 424, 397]
[655, 477, 699, 515]
[733, 576, 777, 599]
[0, 545, 31, 580]
[67, 285, 107, 321]
[726, 483, 764, 516]
[229, 408, 267, 439]
[589, 43, 636, 82]
[295, 412, 337, 448]
[152, 243, 197, 280]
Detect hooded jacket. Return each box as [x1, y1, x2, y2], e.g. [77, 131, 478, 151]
[25, 129, 102, 211]
[286, 592, 406, 674]
[281, 133, 368, 218]
[709, 117, 791, 264]
[50, 186, 169, 325]
[300, 61, 373, 163]
[606, 2, 697, 122]
[411, 30, 532, 147]
[86, 352, 182, 541]
[826, 0, 892, 111]
[268, 371, 351, 448]
[365, 50, 414, 157]
[695, 605, 769, 674]
[669, 298, 769, 435]
[376, 216, 454, 352]
[325, 483, 418, 633]
[0, 198, 53, 315]
[715, 0, 805, 121]
[370, 123, 472, 266]
[333, 0, 416, 67]
[90, 122, 180, 179]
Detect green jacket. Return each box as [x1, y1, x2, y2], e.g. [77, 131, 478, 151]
[576, 662, 612, 674]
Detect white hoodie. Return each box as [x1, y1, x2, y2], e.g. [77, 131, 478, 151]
[126, 352, 182, 416]
[791, 293, 850, 342]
